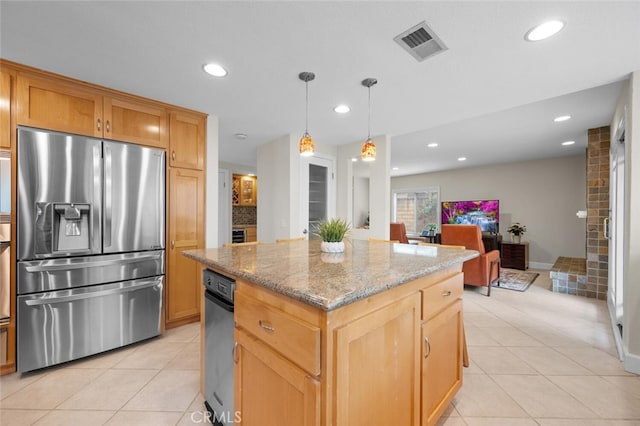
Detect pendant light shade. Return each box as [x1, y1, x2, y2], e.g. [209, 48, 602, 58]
[299, 72, 316, 156]
[361, 78, 378, 162]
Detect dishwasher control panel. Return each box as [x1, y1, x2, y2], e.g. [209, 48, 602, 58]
[203, 269, 235, 304]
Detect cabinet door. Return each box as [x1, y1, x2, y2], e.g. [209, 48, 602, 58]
[169, 111, 205, 170]
[239, 176, 257, 206]
[333, 294, 421, 426]
[244, 227, 257, 243]
[235, 328, 320, 426]
[16, 73, 103, 137]
[0, 69, 11, 148]
[167, 168, 205, 327]
[104, 96, 168, 148]
[421, 299, 463, 426]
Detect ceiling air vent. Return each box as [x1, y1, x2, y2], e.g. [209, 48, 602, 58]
[394, 21, 447, 62]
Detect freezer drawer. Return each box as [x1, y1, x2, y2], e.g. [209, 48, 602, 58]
[17, 250, 165, 294]
[17, 276, 163, 372]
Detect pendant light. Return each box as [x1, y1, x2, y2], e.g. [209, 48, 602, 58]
[361, 77, 378, 161]
[299, 72, 316, 156]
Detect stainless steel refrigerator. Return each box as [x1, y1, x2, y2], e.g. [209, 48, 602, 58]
[16, 126, 165, 372]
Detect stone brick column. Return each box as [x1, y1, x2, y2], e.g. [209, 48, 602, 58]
[586, 126, 610, 300]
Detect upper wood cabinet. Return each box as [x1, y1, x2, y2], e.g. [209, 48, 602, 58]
[232, 174, 257, 206]
[17, 73, 103, 137]
[169, 111, 205, 170]
[1, 69, 13, 148]
[16, 72, 168, 148]
[104, 96, 168, 148]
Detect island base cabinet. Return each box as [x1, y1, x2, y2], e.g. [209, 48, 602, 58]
[234, 328, 320, 426]
[332, 293, 421, 426]
[421, 299, 464, 426]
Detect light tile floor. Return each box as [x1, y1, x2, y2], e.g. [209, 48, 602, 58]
[442, 269, 640, 426]
[1, 269, 638, 425]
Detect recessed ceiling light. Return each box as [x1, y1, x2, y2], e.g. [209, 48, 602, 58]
[427, 143, 438, 148]
[525, 20, 565, 41]
[457, 157, 467, 161]
[351, 158, 358, 162]
[392, 167, 399, 171]
[334, 105, 350, 114]
[554, 115, 571, 122]
[562, 141, 575, 146]
[203, 63, 228, 77]
[234, 133, 247, 140]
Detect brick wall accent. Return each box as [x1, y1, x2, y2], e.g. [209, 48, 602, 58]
[586, 126, 610, 300]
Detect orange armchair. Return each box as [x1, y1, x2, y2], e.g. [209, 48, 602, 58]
[441, 224, 500, 296]
[389, 223, 410, 244]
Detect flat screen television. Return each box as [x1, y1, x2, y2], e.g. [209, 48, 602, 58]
[441, 200, 499, 233]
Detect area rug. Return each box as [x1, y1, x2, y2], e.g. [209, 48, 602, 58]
[492, 268, 539, 292]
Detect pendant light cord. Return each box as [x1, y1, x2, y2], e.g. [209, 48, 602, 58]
[305, 81, 309, 134]
[367, 86, 371, 140]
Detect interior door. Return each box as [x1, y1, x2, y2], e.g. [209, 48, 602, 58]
[300, 156, 335, 239]
[609, 116, 626, 333]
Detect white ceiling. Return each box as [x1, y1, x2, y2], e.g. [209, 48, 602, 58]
[1, 1, 639, 176]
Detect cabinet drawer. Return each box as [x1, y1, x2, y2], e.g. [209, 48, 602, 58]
[421, 273, 463, 320]
[235, 291, 321, 376]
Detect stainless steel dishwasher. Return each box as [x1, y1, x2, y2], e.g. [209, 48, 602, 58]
[203, 269, 236, 426]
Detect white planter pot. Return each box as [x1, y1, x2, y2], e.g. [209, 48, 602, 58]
[321, 241, 345, 253]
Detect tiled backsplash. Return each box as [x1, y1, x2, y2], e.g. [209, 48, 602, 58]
[233, 206, 257, 226]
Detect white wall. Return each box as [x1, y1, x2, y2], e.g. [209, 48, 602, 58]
[205, 116, 219, 248]
[256, 134, 338, 243]
[391, 155, 586, 268]
[257, 135, 294, 243]
[337, 135, 391, 240]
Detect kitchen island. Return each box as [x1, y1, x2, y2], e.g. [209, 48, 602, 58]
[184, 239, 478, 426]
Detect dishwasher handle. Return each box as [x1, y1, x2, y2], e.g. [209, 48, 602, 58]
[205, 289, 234, 313]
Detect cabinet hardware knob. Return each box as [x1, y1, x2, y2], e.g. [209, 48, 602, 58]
[172, 151, 176, 161]
[97, 119, 101, 131]
[232, 342, 239, 364]
[106, 120, 110, 133]
[258, 320, 275, 333]
[171, 240, 175, 249]
[424, 336, 431, 359]
[442, 290, 452, 297]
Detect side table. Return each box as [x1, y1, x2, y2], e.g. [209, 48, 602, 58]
[501, 241, 529, 270]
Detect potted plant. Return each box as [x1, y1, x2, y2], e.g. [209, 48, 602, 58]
[314, 218, 350, 253]
[426, 223, 437, 236]
[507, 222, 527, 243]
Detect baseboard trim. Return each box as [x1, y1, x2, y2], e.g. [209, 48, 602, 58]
[529, 261, 552, 270]
[624, 350, 640, 375]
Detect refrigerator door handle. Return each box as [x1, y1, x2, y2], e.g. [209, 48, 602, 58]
[93, 145, 102, 253]
[24, 280, 162, 306]
[104, 144, 112, 249]
[24, 252, 164, 273]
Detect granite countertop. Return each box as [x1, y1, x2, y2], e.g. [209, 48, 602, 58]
[183, 239, 478, 311]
